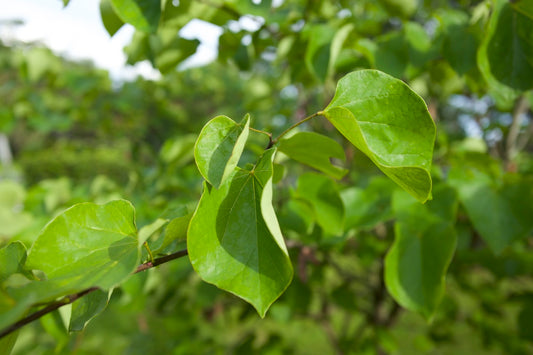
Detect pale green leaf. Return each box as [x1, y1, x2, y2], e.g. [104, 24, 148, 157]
[110, 0, 161, 33]
[100, 0, 124, 36]
[277, 132, 348, 180]
[194, 115, 250, 188]
[294, 173, 344, 236]
[138, 218, 168, 247]
[188, 149, 293, 317]
[323, 70, 435, 203]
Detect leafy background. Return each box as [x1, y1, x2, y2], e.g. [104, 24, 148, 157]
[1, 0, 533, 354]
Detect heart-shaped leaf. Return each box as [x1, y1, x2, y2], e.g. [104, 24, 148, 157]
[188, 149, 293, 317]
[323, 70, 435, 202]
[194, 115, 250, 188]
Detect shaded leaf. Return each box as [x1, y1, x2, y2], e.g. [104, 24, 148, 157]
[323, 70, 435, 202]
[194, 115, 250, 188]
[294, 173, 344, 236]
[481, 0, 533, 90]
[385, 185, 458, 319]
[69, 289, 111, 332]
[277, 132, 348, 179]
[188, 149, 293, 317]
[100, 0, 124, 36]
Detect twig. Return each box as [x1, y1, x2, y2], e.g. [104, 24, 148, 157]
[271, 111, 324, 146]
[506, 96, 529, 166]
[0, 249, 188, 339]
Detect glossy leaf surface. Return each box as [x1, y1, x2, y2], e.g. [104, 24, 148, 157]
[194, 115, 250, 188]
[323, 70, 435, 202]
[277, 132, 348, 179]
[188, 149, 293, 317]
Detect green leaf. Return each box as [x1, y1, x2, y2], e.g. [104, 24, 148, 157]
[188, 149, 293, 317]
[100, 0, 125, 36]
[138, 218, 168, 247]
[481, 0, 533, 90]
[0, 242, 31, 283]
[385, 186, 457, 319]
[341, 176, 396, 231]
[277, 132, 348, 180]
[323, 70, 435, 203]
[26, 200, 138, 290]
[448, 165, 533, 254]
[304, 24, 336, 82]
[153, 211, 192, 254]
[0, 201, 140, 331]
[294, 173, 345, 236]
[69, 289, 111, 332]
[194, 115, 250, 188]
[110, 0, 161, 33]
[512, 0, 533, 20]
[0, 330, 18, 355]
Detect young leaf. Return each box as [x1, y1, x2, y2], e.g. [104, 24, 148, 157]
[188, 149, 293, 317]
[0, 242, 31, 282]
[26, 200, 139, 290]
[100, 0, 124, 36]
[385, 186, 458, 319]
[69, 289, 111, 332]
[194, 115, 250, 188]
[277, 132, 348, 179]
[294, 173, 345, 236]
[110, 0, 161, 33]
[323, 70, 435, 203]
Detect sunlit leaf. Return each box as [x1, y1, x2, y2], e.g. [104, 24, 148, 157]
[194, 115, 250, 188]
[323, 70, 435, 202]
[110, 0, 161, 33]
[188, 149, 293, 317]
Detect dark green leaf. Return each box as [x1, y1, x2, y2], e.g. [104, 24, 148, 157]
[323, 70, 435, 202]
[194, 115, 250, 188]
[188, 149, 293, 317]
[482, 0, 533, 90]
[277, 132, 348, 179]
[69, 289, 111, 332]
[110, 0, 161, 33]
[448, 166, 533, 254]
[100, 0, 124, 36]
[385, 186, 458, 319]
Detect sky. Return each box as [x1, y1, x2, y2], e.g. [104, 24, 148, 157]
[0, 0, 222, 81]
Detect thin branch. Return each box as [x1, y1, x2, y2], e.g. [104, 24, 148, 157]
[249, 127, 273, 148]
[506, 96, 529, 165]
[271, 111, 324, 146]
[0, 249, 188, 339]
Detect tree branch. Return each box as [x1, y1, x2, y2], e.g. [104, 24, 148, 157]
[506, 95, 529, 166]
[0, 248, 188, 339]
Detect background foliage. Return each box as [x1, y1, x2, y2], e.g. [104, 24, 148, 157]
[1, 0, 533, 354]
